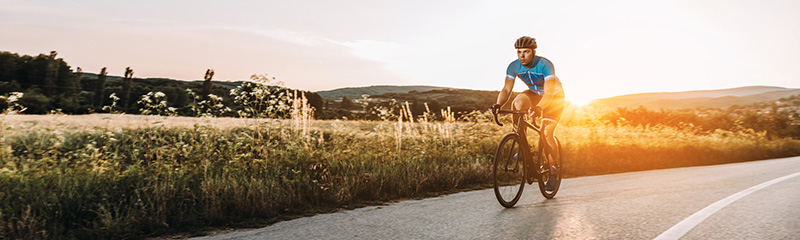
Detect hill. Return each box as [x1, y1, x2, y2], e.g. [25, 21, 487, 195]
[367, 88, 499, 113]
[592, 86, 800, 110]
[316, 85, 800, 115]
[317, 85, 452, 100]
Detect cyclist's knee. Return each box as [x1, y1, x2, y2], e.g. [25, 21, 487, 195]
[543, 119, 558, 133]
[512, 95, 531, 110]
[542, 120, 558, 147]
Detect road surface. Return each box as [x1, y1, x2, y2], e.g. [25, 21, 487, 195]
[194, 156, 800, 239]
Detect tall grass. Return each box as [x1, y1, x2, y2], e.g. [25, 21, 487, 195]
[561, 124, 800, 176]
[0, 111, 799, 239]
[0, 113, 497, 239]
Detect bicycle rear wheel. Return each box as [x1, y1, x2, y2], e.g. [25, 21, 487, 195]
[537, 137, 562, 199]
[493, 133, 526, 208]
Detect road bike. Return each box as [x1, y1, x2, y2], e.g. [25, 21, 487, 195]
[491, 108, 562, 207]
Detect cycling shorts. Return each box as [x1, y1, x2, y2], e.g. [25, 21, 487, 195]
[520, 90, 564, 122]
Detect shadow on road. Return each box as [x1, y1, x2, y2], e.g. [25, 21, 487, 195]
[490, 198, 601, 239]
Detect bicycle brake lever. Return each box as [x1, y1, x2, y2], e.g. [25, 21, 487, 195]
[492, 114, 503, 127]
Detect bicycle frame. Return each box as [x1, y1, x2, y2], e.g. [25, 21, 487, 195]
[493, 109, 546, 174]
[492, 107, 563, 201]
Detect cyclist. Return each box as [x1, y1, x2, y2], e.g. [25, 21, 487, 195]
[491, 36, 565, 191]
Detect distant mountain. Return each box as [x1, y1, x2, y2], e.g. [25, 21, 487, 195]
[317, 85, 452, 100]
[367, 88, 499, 113]
[316, 85, 800, 112]
[592, 86, 800, 110]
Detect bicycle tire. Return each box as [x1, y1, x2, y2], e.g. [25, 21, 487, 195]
[537, 137, 562, 199]
[493, 133, 526, 208]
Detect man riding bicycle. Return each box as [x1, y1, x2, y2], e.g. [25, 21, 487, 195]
[491, 36, 565, 191]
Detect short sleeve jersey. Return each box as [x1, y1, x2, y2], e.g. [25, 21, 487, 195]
[505, 56, 557, 95]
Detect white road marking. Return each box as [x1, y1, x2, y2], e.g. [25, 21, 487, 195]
[654, 171, 800, 240]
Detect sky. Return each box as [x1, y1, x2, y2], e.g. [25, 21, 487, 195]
[1, 0, 799, 105]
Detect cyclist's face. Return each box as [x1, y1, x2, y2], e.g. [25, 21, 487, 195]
[517, 48, 535, 66]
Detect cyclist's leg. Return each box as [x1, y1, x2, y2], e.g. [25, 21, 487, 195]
[511, 90, 539, 131]
[541, 119, 559, 167]
[541, 91, 565, 166]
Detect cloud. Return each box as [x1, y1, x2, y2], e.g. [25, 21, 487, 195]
[225, 26, 324, 47]
[0, 0, 60, 15]
[137, 25, 415, 91]
[328, 39, 410, 63]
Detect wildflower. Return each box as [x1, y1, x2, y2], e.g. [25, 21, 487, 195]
[7, 92, 23, 102]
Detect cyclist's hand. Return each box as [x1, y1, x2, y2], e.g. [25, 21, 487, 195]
[490, 104, 501, 118]
[532, 106, 543, 118]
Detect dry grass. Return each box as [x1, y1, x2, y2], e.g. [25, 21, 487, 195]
[0, 113, 798, 239]
[560, 124, 800, 176]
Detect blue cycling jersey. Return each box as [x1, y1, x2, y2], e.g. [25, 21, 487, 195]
[505, 56, 556, 95]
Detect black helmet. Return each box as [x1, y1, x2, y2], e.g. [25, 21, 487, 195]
[515, 36, 537, 49]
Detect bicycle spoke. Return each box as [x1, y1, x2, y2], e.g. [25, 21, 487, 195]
[494, 134, 525, 207]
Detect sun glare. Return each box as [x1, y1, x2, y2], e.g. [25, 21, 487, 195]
[566, 96, 594, 107]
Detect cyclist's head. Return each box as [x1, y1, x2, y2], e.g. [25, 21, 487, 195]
[515, 36, 537, 67]
[515, 36, 537, 50]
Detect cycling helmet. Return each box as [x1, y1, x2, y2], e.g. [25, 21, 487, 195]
[515, 36, 537, 49]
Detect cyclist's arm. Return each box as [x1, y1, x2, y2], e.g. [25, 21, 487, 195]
[495, 78, 515, 106]
[535, 75, 559, 109]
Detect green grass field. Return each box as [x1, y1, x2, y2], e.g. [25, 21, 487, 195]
[1, 113, 798, 239]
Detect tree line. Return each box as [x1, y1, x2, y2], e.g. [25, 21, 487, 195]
[0, 51, 324, 116]
[0, 50, 501, 120]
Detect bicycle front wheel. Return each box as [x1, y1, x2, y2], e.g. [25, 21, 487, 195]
[493, 133, 526, 208]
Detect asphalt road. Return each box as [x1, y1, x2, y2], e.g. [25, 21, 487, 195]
[194, 156, 800, 240]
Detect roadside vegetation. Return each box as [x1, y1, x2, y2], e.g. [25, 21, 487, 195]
[2, 50, 800, 239]
[3, 91, 800, 239]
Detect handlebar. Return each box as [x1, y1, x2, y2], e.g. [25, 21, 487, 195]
[491, 108, 541, 127]
[493, 114, 503, 126]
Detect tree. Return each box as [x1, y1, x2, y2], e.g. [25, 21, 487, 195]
[0, 52, 20, 82]
[94, 67, 107, 109]
[0, 80, 21, 94]
[18, 54, 48, 90]
[341, 96, 352, 109]
[121, 67, 134, 111]
[203, 69, 214, 98]
[43, 51, 58, 96]
[54, 64, 82, 113]
[411, 100, 426, 117]
[427, 100, 442, 113]
[19, 88, 50, 114]
[305, 91, 324, 110]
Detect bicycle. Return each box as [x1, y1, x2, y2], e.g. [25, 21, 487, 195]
[491, 107, 562, 207]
